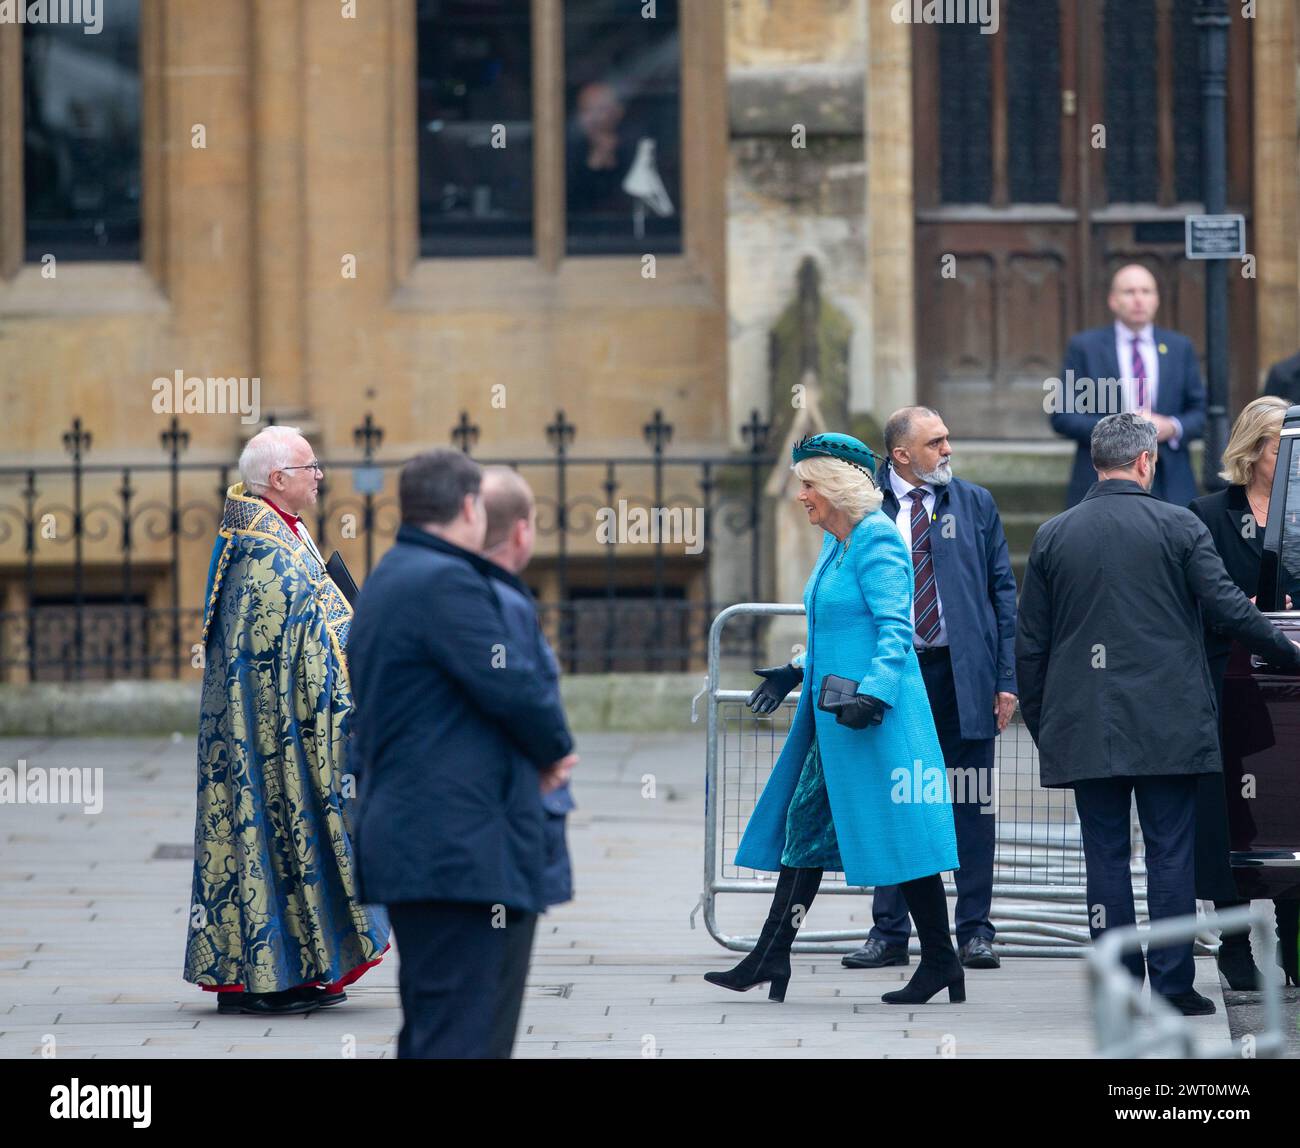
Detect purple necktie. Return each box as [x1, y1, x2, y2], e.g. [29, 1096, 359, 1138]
[1131, 336, 1147, 412]
[910, 490, 941, 645]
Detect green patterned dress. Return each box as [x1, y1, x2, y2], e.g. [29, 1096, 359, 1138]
[780, 736, 843, 871]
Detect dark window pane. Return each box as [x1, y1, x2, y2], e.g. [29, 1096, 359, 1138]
[1007, 0, 1060, 203]
[1103, 0, 1158, 203]
[23, 0, 141, 262]
[565, 0, 681, 256]
[938, 23, 992, 204]
[1172, 0, 1203, 202]
[417, 0, 533, 258]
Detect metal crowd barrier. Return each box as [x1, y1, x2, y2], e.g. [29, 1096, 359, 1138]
[696, 603, 1188, 958]
[1091, 904, 1282, 1057]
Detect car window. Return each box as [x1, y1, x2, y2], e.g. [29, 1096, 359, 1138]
[1279, 440, 1300, 609]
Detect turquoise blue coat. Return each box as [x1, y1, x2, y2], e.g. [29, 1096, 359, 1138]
[735, 511, 959, 887]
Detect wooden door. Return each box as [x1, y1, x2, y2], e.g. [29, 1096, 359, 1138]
[913, 0, 1255, 439]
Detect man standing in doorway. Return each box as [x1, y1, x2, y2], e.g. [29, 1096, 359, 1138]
[1051, 263, 1206, 507]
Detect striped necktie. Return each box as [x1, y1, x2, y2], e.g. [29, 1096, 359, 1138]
[1131, 336, 1148, 412]
[909, 489, 941, 645]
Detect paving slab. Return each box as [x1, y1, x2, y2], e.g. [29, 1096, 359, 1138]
[0, 733, 1247, 1059]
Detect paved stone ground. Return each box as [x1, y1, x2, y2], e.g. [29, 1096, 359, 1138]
[0, 732, 1268, 1059]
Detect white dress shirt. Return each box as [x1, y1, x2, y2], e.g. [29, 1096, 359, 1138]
[888, 466, 948, 649]
[1115, 320, 1181, 446]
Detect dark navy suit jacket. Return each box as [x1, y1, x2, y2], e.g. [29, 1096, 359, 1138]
[488, 570, 575, 908]
[1050, 325, 1205, 508]
[876, 462, 1018, 741]
[347, 525, 574, 915]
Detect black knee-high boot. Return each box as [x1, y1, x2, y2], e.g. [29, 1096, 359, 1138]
[881, 873, 965, 1005]
[1275, 900, 1298, 987]
[704, 865, 822, 1003]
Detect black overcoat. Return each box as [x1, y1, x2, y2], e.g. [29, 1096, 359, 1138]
[1188, 485, 1268, 900]
[1015, 480, 1299, 787]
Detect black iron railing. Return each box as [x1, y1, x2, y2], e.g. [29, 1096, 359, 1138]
[0, 410, 776, 680]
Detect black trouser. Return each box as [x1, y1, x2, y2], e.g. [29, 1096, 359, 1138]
[387, 900, 537, 1059]
[871, 647, 996, 948]
[1072, 775, 1198, 996]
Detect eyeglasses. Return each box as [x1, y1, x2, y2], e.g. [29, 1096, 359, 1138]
[279, 461, 324, 475]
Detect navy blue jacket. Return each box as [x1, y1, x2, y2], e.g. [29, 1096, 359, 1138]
[876, 461, 1018, 741]
[488, 570, 575, 907]
[1050, 325, 1205, 508]
[347, 524, 574, 914]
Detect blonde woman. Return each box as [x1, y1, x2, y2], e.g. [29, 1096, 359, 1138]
[1189, 396, 1297, 988]
[705, 433, 961, 1005]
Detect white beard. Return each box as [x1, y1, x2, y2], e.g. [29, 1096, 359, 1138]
[916, 459, 953, 486]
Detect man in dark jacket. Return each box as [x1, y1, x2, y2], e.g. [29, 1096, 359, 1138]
[1050, 264, 1206, 508]
[348, 449, 577, 1058]
[1263, 349, 1300, 406]
[842, 407, 1018, 973]
[1016, 413, 1300, 1016]
[480, 465, 575, 907]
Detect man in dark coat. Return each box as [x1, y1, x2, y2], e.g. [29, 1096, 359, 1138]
[1263, 349, 1300, 406]
[1016, 413, 1300, 1016]
[842, 407, 1018, 972]
[348, 449, 578, 1058]
[480, 465, 575, 907]
[1050, 264, 1206, 508]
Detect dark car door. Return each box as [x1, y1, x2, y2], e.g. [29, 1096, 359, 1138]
[1225, 408, 1300, 899]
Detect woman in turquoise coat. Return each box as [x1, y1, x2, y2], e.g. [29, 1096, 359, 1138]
[705, 433, 963, 1005]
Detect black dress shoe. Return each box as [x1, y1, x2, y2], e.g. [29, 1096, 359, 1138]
[841, 938, 910, 968]
[959, 937, 1000, 969]
[292, 986, 347, 1008]
[218, 990, 319, 1016]
[1161, 989, 1217, 1016]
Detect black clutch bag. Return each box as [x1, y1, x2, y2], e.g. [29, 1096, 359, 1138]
[817, 674, 862, 712]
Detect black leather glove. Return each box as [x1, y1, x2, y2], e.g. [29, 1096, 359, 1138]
[829, 693, 887, 730]
[747, 663, 803, 715]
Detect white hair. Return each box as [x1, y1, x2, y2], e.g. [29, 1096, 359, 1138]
[239, 426, 305, 490]
[793, 456, 883, 521]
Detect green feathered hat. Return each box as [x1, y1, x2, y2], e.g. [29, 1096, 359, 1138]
[791, 432, 880, 477]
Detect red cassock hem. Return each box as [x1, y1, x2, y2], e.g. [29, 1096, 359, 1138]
[198, 943, 392, 995]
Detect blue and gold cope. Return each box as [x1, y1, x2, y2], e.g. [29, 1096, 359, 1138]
[183, 484, 388, 993]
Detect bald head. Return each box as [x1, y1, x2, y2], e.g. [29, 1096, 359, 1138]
[1108, 264, 1159, 331]
[481, 466, 536, 573]
[884, 406, 941, 455]
[885, 406, 952, 487]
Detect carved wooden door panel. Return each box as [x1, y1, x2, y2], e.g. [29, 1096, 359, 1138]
[913, 0, 1254, 439]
